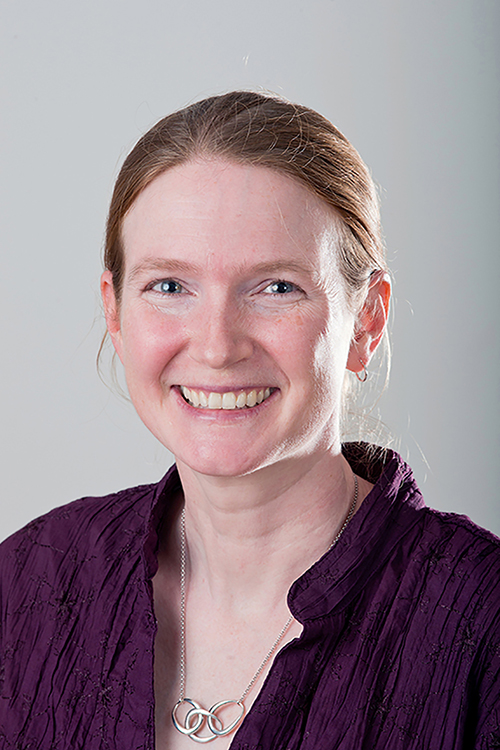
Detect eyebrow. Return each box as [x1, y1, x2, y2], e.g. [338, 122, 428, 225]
[126, 257, 315, 281]
[247, 260, 315, 276]
[127, 258, 204, 282]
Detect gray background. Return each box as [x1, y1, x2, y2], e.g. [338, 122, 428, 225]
[1, 0, 499, 542]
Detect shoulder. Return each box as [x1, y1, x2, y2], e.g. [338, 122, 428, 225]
[412, 510, 500, 739]
[359, 442, 500, 596]
[417, 505, 500, 580]
[380, 464, 500, 678]
[0, 471, 178, 679]
[421, 505, 500, 601]
[0, 471, 177, 621]
[352, 443, 500, 636]
[0, 475, 177, 740]
[0, 480, 158, 572]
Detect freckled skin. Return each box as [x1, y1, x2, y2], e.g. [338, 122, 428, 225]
[102, 159, 358, 479]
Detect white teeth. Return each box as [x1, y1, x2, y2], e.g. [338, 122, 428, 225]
[246, 390, 257, 407]
[180, 386, 273, 410]
[222, 392, 237, 409]
[208, 392, 222, 409]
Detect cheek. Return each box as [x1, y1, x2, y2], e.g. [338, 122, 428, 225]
[314, 328, 350, 377]
[120, 312, 182, 387]
[257, 316, 316, 372]
[258, 311, 344, 397]
[309, 335, 347, 419]
[311, 310, 355, 400]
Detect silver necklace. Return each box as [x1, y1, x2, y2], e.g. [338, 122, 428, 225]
[171, 474, 358, 743]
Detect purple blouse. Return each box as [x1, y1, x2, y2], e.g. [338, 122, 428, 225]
[1, 444, 499, 749]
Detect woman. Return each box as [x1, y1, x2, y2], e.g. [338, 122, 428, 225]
[1, 92, 499, 749]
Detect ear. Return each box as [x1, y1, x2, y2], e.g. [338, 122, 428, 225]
[347, 271, 391, 375]
[100, 270, 124, 363]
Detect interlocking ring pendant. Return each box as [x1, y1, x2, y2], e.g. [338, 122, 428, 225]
[172, 698, 246, 743]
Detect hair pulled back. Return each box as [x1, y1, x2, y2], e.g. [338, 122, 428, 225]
[105, 91, 386, 309]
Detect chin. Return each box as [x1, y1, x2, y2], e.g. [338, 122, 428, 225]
[171, 432, 334, 480]
[175, 450, 267, 479]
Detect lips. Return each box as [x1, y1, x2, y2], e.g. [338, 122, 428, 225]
[180, 386, 273, 410]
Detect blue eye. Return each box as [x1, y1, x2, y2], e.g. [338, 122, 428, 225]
[264, 281, 297, 294]
[153, 280, 184, 294]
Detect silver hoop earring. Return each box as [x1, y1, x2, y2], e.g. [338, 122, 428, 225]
[356, 364, 368, 382]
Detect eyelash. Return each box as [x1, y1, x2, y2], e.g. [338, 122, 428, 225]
[149, 279, 185, 294]
[262, 280, 302, 295]
[146, 278, 303, 297]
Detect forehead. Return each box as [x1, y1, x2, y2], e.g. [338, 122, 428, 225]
[121, 158, 341, 276]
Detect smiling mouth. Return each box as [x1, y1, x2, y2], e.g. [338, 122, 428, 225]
[180, 386, 273, 410]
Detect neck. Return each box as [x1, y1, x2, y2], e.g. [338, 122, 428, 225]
[172, 448, 357, 612]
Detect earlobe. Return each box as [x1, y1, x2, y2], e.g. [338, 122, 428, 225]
[100, 270, 124, 362]
[347, 272, 391, 376]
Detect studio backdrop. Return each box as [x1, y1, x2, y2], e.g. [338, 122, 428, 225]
[1, 0, 499, 541]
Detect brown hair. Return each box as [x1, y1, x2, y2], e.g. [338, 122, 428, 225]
[104, 90, 387, 309]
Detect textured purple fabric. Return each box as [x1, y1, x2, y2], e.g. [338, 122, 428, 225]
[1, 445, 499, 749]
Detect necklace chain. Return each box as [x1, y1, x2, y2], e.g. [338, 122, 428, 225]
[172, 474, 359, 743]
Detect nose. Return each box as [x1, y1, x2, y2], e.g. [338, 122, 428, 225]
[188, 294, 254, 370]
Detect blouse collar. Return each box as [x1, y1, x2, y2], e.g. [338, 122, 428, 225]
[142, 444, 425, 620]
[289, 444, 425, 621]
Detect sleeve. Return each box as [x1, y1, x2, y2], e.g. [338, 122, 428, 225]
[0, 530, 22, 727]
[473, 605, 500, 749]
[0, 514, 64, 734]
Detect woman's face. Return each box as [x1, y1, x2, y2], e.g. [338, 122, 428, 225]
[102, 159, 359, 478]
